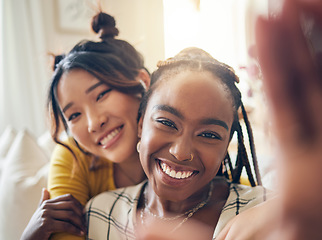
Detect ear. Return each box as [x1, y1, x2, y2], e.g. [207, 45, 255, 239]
[137, 116, 144, 138]
[136, 69, 151, 90]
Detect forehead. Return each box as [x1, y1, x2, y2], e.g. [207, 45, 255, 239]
[147, 70, 234, 122]
[58, 69, 97, 88]
[57, 69, 98, 96]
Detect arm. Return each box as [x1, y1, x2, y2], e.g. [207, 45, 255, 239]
[21, 140, 92, 240]
[256, 0, 322, 238]
[47, 140, 92, 240]
[216, 197, 281, 240]
[217, 0, 322, 239]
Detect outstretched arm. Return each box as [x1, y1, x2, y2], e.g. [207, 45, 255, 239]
[217, 0, 322, 239]
[256, 0, 322, 239]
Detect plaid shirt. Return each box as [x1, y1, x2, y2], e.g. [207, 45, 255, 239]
[86, 179, 268, 240]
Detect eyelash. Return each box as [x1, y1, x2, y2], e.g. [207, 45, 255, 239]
[67, 89, 112, 122]
[198, 132, 222, 140]
[96, 89, 112, 101]
[156, 119, 178, 130]
[68, 112, 80, 122]
[155, 118, 222, 140]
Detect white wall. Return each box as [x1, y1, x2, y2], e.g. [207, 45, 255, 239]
[42, 0, 164, 72]
[0, 0, 164, 137]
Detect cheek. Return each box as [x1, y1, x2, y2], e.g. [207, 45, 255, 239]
[68, 122, 87, 144]
[139, 122, 161, 170]
[116, 95, 140, 116]
[201, 144, 228, 174]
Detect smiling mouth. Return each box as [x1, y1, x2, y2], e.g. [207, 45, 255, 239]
[99, 126, 122, 147]
[159, 161, 196, 179]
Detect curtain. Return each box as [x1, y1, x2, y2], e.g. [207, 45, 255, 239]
[0, 0, 49, 137]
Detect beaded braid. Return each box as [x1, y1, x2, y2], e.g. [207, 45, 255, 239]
[139, 47, 262, 186]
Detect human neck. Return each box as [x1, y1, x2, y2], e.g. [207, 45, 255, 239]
[114, 152, 146, 188]
[143, 181, 213, 218]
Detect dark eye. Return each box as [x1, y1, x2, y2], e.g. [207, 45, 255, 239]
[156, 119, 177, 130]
[96, 89, 112, 101]
[199, 132, 221, 140]
[68, 112, 80, 121]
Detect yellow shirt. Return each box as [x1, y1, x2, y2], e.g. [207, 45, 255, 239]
[48, 138, 115, 240]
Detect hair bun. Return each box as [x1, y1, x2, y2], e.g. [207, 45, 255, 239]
[49, 53, 65, 71]
[91, 12, 119, 39]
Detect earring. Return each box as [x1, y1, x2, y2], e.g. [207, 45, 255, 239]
[187, 153, 194, 162]
[137, 141, 141, 153]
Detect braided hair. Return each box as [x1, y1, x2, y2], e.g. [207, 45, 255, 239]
[139, 47, 261, 186]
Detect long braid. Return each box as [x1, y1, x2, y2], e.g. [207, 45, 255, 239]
[240, 103, 262, 185]
[237, 121, 256, 186]
[224, 153, 234, 181]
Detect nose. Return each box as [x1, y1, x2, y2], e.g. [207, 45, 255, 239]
[87, 108, 108, 133]
[169, 135, 193, 162]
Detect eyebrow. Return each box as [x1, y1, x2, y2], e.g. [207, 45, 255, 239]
[153, 104, 229, 130]
[153, 105, 184, 119]
[200, 118, 229, 131]
[62, 82, 104, 113]
[62, 103, 73, 113]
[85, 82, 103, 94]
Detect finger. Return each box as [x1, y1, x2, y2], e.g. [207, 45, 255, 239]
[297, 0, 322, 26]
[216, 218, 235, 240]
[43, 202, 84, 220]
[38, 188, 50, 206]
[282, 0, 318, 82]
[42, 188, 50, 201]
[50, 209, 85, 231]
[43, 218, 85, 237]
[45, 194, 84, 210]
[256, 16, 316, 147]
[216, 227, 229, 240]
[39, 205, 86, 233]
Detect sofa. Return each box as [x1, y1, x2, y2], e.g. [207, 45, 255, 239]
[0, 126, 55, 240]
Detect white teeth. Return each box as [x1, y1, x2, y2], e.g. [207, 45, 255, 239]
[169, 170, 176, 178]
[100, 128, 121, 146]
[160, 162, 193, 179]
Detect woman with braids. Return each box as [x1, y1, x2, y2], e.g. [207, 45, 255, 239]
[85, 47, 270, 240]
[21, 12, 150, 240]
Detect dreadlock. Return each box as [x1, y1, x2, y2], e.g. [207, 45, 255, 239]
[139, 47, 261, 186]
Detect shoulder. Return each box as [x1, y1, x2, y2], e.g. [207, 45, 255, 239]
[224, 183, 269, 213]
[229, 184, 268, 202]
[51, 138, 83, 159]
[85, 181, 146, 239]
[86, 180, 146, 216]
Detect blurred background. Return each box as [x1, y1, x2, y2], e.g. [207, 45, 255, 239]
[0, 0, 273, 154]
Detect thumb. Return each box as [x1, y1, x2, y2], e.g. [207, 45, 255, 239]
[39, 188, 50, 206]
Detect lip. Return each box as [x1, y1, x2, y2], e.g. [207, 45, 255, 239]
[97, 125, 124, 149]
[156, 159, 198, 187]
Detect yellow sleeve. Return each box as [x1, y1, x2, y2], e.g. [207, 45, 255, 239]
[48, 140, 91, 206]
[48, 139, 115, 240]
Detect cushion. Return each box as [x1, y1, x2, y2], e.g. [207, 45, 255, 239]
[0, 126, 17, 181]
[37, 130, 56, 159]
[0, 125, 17, 158]
[0, 129, 50, 240]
